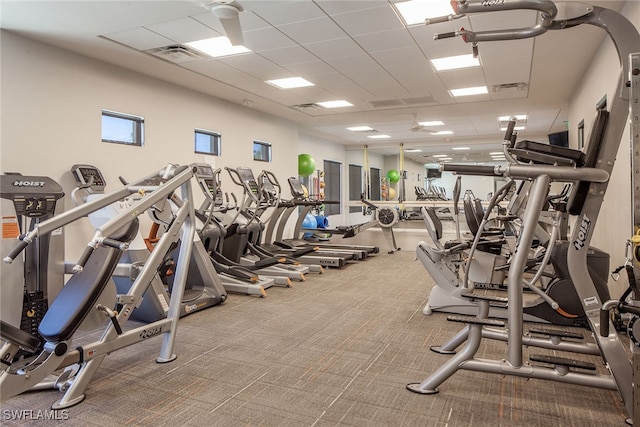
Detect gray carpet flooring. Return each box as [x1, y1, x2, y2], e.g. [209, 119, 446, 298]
[0, 224, 628, 426]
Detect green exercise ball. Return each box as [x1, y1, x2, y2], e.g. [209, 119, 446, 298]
[386, 169, 400, 183]
[298, 154, 316, 177]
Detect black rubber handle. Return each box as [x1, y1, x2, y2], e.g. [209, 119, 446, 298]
[503, 118, 517, 145]
[101, 238, 124, 249]
[4, 239, 30, 263]
[74, 245, 95, 272]
[434, 31, 457, 40]
[110, 315, 123, 335]
[441, 164, 499, 176]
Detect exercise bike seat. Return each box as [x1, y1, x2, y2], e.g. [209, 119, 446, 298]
[38, 220, 139, 343]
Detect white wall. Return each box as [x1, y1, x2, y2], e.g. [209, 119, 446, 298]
[1, 31, 299, 257]
[567, 1, 640, 297]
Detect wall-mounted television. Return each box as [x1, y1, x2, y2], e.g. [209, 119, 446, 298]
[426, 168, 442, 179]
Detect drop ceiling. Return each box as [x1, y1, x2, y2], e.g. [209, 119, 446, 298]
[0, 0, 626, 163]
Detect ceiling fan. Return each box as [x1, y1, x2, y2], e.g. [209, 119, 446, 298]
[409, 114, 434, 133]
[207, 0, 245, 46]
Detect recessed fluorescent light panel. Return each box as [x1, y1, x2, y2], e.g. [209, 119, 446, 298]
[394, 0, 454, 26]
[266, 77, 314, 89]
[432, 154, 448, 158]
[500, 126, 526, 131]
[404, 149, 422, 153]
[418, 120, 444, 127]
[431, 54, 480, 71]
[185, 36, 250, 57]
[452, 147, 470, 151]
[367, 134, 391, 139]
[450, 86, 488, 97]
[489, 152, 503, 155]
[317, 100, 353, 108]
[347, 126, 374, 132]
[430, 130, 454, 136]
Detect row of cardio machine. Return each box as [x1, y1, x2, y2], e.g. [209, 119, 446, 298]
[0, 161, 380, 409]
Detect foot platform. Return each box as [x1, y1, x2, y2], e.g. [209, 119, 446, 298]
[529, 354, 596, 371]
[528, 328, 584, 340]
[460, 292, 508, 307]
[446, 315, 505, 327]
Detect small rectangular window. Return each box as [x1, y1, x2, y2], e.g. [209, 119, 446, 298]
[101, 110, 144, 146]
[195, 129, 221, 156]
[253, 140, 272, 162]
[578, 120, 585, 150]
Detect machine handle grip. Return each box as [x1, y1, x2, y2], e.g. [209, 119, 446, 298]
[441, 164, 500, 176]
[426, 15, 453, 25]
[73, 245, 95, 273]
[434, 31, 457, 40]
[101, 238, 126, 250]
[3, 239, 30, 264]
[224, 167, 243, 186]
[503, 118, 517, 146]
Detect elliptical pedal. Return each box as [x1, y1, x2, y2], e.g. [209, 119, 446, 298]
[460, 292, 508, 308]
[529, 354, 596, 371]
[528, 327, 584, 340]
[446, 315, 505, 327]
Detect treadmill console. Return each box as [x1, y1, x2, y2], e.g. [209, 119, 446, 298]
[237, 167, 260, 201]
[194, 163, 216, 195]
[288, 177, 306, 199]
[71, 164, 107, 194]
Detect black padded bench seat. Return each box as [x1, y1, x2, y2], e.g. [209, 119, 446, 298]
[509, 140, 586, 166]
[38, 221, 139, 343]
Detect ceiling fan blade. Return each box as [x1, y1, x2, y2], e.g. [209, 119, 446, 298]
[219, 15, 244, 46]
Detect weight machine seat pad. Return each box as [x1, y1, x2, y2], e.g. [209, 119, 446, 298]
[512, 140, 585, 166]
[38, 220, 139, 343]
[567, 109, 609, 215]
[463, 198, 480, 236]
[423, 207, 443, 241]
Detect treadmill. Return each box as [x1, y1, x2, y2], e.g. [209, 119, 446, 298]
[279, 177, 379, 257]
[228, 166, 353, 268]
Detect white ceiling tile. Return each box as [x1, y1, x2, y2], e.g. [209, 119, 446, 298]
[325, 54, 379, 72]
[251, 1, 326, 25]
[103, 27, 176, 50]
[314, 0, 387, 15]
[144, 17, 220, 43]
[243, 27, 297, 51]
[304, 37, 364, 59]
[284, 60, 338, 77]
[354, 29, 415, 53]
[330, 4, 404, 36]
[258, 46, 318, 65]
[276, 16, 347, 44]
[217, 53, 290, 80]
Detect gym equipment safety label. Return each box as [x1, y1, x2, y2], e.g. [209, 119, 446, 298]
[1, 216, 19, 239]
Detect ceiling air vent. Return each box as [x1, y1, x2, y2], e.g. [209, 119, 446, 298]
[401, 95, 436, 105]
[370, 99, 404, 108]
[490, 82, 528, 93]
[290, 103, 322, 112]
[145, 45, 208, 63]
